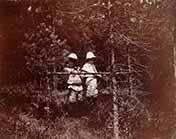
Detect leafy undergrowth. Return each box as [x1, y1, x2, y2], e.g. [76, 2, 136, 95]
[0, 84, 113, 139]
[0, 84, 175, 139]
[0, 112, 112, 139]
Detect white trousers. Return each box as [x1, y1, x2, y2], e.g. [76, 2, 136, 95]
[69, 89, 83, 103]
[86, 78, 98, 97]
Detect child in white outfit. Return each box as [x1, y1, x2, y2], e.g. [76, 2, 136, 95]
[64, 53, 83, 103]
[82, 51, 101, 98]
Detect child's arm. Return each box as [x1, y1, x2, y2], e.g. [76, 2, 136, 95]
[64, 67, 73, 73]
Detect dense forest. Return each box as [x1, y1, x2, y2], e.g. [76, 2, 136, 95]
[0, 0, 176, 139]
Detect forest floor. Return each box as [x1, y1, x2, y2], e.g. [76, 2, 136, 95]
[0, 88, 113, 139]
[0, 86, 175, 139]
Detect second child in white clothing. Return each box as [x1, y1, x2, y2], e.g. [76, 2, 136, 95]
[82, 51, 101, 98]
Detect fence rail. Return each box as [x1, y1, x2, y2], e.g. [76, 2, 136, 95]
[47, 71, 131, 75]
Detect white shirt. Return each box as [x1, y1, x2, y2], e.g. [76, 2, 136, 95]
[82, 63, 100, 83]
[82, 63, 100, 97]
[82, 63, 97, 76]
[64, 67, 83, 91]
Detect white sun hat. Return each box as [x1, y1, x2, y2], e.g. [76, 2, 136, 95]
[67, 53, 78, 60]
[86, 51, 96, 59]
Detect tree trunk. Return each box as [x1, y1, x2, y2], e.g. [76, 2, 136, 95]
[174, 45, 176, 81]
[173, 27, 176, 84]
[127, 45, 133, 94]
[111, 48, 119, 139]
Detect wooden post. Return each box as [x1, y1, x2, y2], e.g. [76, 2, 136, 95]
[53, 63, 58, 93]
[111, 47, 119, 139]
[174, 32, 176, 81]
[107, 0, 119, 138]
[127, 45, 133, 95]
[172, 27, 176, 86]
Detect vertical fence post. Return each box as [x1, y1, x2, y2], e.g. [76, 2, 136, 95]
[127, 45, 133, 94]
[174, 46, 176, 82]
[107, 0, 119, 137]
[111, 48, 119, 139]
[53, 63, 58, 93]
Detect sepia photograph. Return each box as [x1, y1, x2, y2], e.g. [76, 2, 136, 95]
[0, 0, 175, 138]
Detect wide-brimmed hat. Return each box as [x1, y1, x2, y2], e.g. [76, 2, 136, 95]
[67, 53, 78, 60]
[86, 51, 96, 59]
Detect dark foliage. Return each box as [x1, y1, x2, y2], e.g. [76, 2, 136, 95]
[0, 0, 175, 138]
